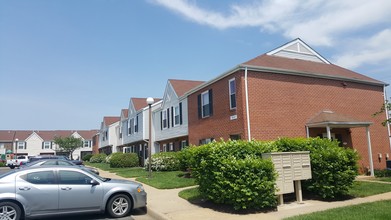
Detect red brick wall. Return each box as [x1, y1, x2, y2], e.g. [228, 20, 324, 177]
[188, 71, 246, 145]
[188, 69, 390, 170]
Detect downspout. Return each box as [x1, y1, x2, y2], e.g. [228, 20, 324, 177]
[384, 86, 391, 151]
[245, 67, 251, 141]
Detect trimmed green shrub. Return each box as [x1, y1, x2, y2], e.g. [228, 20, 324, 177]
[145, 152, 180, 171]
[274, 137, 359, 199]
[374, 169, 391, 177]
[110, 153, 139, 168]
[106, 152, 122, 164]
[82, 154, 93, 161]
[89, 153, 107, 163]
[0, 162, 5, 167]
[193, 140, 277, 210]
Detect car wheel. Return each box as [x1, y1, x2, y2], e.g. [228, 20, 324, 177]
[9, 166, 15, 169]
[106, 194, 132, 218]
[0, 201, 21, 220]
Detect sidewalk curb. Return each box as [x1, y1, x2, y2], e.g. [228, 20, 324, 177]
[146, 205, 169, 220]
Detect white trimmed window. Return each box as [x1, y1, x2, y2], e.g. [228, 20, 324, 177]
[17, 142, 25, 150]
[162, 109, 168, 129]
[174, 105, 180, 126]
[83, 140, 90, 148]
[180, 140, 187, 150]
[169, 142, 174, 151]
[43, 141, 51, 149]
[123, 147, 131, 153]
[201, 91, 210, 118]
[229, 78, 236, 109]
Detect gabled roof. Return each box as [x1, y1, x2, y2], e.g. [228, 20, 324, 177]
[35, 130, 73, 141]
[169, 79, 205, 97]
[0, 130, 32, 141]
[185, 39, 386, 97]
[130, 97, 162, 112]
[243, 54, 383, 85]
[121, 109, 129, 119]
[75, 130, 99, 139]
[103, 117, 120, 126]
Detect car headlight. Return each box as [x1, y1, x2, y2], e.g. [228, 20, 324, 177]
[137, 185, 145, 193]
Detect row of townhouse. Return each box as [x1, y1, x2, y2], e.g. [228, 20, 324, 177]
[98, 38, 391, 173]
[0, 130, 99, 160]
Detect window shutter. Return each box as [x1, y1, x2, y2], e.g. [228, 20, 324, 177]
[42, 142, 44, 149]
[171, 106, 174, 127]
[136, 115, 139, 132]
[160, 111, 163, 130]
[179, 102, 183, 124]
[50, 142, 53, 149]
[167, 108, 170, 128]
[24, 142, 27, 149]
[209, 89, 213, 116]
[197, 94, 202, 118]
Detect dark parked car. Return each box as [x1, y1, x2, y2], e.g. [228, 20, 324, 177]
[29, 155, 83, 165]
[20, 159, 99, 175]
[0, 166, 147, 220]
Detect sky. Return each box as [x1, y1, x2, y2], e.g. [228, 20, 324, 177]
[1, 0, 390, 130]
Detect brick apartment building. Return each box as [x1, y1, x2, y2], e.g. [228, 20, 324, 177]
[186, 38, 390, 172]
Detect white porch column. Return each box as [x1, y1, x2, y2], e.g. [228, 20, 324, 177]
[366, 126, 374, 177]
[326, 126, 331, 139]
[305, 126, 310, 138]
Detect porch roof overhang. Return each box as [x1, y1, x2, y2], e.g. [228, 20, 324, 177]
[306, 110, 375, 177]
[306, 111, 372, 128]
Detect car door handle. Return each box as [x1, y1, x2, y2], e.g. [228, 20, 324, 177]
[19, 187, 31, 191]
[61, 187, 72, 191]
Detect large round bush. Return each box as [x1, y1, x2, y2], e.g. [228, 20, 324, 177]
[193, 140, 277, 210]
[274, 137, 359, 199]
[145, 152, 180, 171]
[110, 153, 139, 168]
[89, 153, 107, 163]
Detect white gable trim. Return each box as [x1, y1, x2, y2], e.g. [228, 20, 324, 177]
[25, 132, 44, 142]
[267, 38, 330, 64]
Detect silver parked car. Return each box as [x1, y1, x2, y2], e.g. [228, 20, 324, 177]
[0, 166, 147, 220]
[19, 159, 100, 175]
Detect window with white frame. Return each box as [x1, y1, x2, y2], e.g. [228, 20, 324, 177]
[83, 140, 90, 148]
[127, 119, 131, 135]
[174, 105, 180, 126]
[198, 90, 213, 118]
[169, 142, 174, 151]
[17, 142, 25, 149]
[229, 78, 236, 109]
[43, 141, 51, 149]
[162, 109, 168, 129]
[199, 138, 214, 145]
[123, 147, 131, 153]
[163, 144, 167, 152]
[180, 140, 187, 150]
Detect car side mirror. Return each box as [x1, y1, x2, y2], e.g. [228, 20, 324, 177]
[90, 179, 100, 186]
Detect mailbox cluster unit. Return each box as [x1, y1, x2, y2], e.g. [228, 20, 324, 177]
[262, 151, 312, 204]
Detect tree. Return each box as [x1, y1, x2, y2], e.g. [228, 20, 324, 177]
[54, 136, 83, 159]
[373, 100, 391, 126]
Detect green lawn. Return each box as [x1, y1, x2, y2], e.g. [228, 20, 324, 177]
[348, 181, 391, 197]
[86, 162, 196, 189]
[284, 200, 391, 220]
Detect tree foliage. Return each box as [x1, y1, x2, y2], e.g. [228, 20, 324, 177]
[373, 100, 391, 126]
[54, 136, 83, 159]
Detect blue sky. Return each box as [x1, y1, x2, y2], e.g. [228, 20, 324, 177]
[1, 0, 390, 130]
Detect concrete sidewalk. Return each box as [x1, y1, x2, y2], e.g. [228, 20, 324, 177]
[98, 169, 391, 220]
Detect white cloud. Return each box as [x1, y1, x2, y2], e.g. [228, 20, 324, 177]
[151, 0, 391, 46]
[333, 29, 391, 69]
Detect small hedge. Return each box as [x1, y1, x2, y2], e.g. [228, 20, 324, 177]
[89, 153, 107, 163]
[145, 152, 180, 171]
[82, 154, 93, 161]
[374, 169, 391, 177]
[190, 140, 277, 210]
[274, 137, 359, 199]
[0, 162, 5, 167]
[110, 153, 139, 168]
